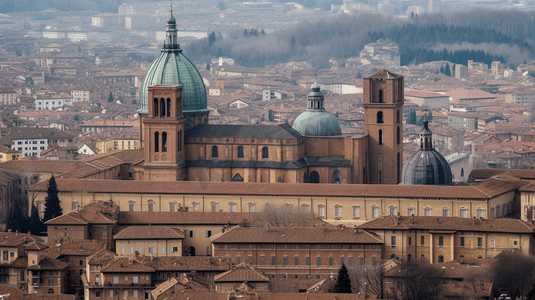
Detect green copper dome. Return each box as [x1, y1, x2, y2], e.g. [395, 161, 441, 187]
[292, 83, 342, 136]
[139, 11, 207, 114]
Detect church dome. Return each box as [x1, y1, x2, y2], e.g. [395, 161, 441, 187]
[139, 11, 207, 115]
[402, 121, 453, 185]
[292, 83, 342, 136]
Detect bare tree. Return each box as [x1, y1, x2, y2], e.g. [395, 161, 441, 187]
[254, 203, 314, 227]
[388, 261, 443, 300]
[348, 263, 384, 297]
[492, 251, 535, 299]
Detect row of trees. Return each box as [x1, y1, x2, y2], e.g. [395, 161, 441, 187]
[7, 176, 62, 235]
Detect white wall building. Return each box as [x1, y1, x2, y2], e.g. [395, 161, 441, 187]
[35, 94, 73, 110]
[71, 90, 90, 102]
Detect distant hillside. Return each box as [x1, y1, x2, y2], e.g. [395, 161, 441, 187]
[184, 9, 535, 68]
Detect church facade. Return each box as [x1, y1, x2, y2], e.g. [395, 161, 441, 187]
[133, 12, 404, 185]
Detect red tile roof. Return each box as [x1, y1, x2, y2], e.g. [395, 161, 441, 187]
[113, 226, 185, 240]
[214, 263, 269, 282]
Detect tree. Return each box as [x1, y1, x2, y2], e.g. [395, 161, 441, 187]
[440, 65, 444, 74]
[428, 110, 433, 121]
[208, 31, 216, 46]
[43, 176, 62, 223]
[408, 109, 417, 125]
[492, 251, 535, 299]
[73, 115, 79, 121]
[217, 1, 227, 10]
[333, 264, 352, 293]
[349, 263, 383, 297]
[7, 203, 28, 233]
[254, 203, 313, 227]
[268, 109, 275, 122]
[108, 92, 113, 102]
[444, 63, 451, 76]
[28, 204, 45, 235]
[389, 262, 443, 300]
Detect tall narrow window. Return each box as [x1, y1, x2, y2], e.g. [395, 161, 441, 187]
[212, 146, 218, 158]
[397, 110, 400, 123]
[397, 126, 400, 144]
[377, 111, 384, 124]
[153, 98, 158, 117]
[237, 146, 244, 158]
[378, 130, 383, 145]
[161, 132, 167, 152]
[154, 132, 159, 152]
[262, 146, 269, 158]
[177, 131, 182, 152]
[160, 98, 165, 117]
[318, 205, 325, 218]
[147, 200, 154, 212]
[166, 98, 171, 117]
[335, 205, 342, 218]
[378, 89, 383, 103]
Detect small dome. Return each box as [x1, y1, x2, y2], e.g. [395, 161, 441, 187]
[292, 83, 341, 136]
[292, 111, 342, 136]
[402, 121, 452, 185]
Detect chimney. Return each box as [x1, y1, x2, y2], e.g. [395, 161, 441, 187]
[409, 216, 414, 225]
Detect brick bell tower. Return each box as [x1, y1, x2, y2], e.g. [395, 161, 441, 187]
[363, 69, 404, 184]
[142, 85, 187, 181]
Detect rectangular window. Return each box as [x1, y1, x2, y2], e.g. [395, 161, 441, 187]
[408, 237, 412, 246]
[421, 236, 425, 245]
[271, 256, 276, 266]
[328, 256, 333, 266]
[171, 247, 178, 253]
[259, 256, 265, 265]
[442, 209, 449, 217]
[318, 205, 325, 218]
[460, 208, 468, 218]
[372, 206, 379, 218]
[316, 257, 321, 266]
[335, 206, 342, 218]
[149, 247, 156, 253]
[407, 208, 414, 216]
[133, 276, 139, 284]
[48, 278, 53, 285]
[424, 208, 431, 216]
[236, 256, 241, 264]
[229, 203, 236, 212]
[391, 236, 396, 247]
[478, 237, 483, 248]
[133, 290, 138, 298]
[283, 257, 288, 266]
[460, 237, 465, 247]
[121, 247, 125, 254]
[438, 236, 444, 246]
[206, 230, 212, 237]
[189, 231, 195, 238]
[248, 204, 255, 212]
[169, 203, 175, 212]
[305, 256, 310, 266]
[490, 239, 496, 249]
[390, 207, 397, 216]
[294, 257, 299, 266]
[353, 206, 360, 218]
[161, 247, 165, 254]
[113, 276, 119, 284]
[130, 247, 134, 254]
[477, 209, 484, 218]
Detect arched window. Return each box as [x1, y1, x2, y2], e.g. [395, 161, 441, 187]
[377, 111, 384, 124]
[161, 132, 167, 152]
[420, 254, 425, 262]
[378, 89, 383, 103]
[237, 146, 244, 158]
[309, 171, 320, 183]
[95, 275, 101, 285]
[128, 201, 135, 212]
[262, 147, 269, 159]
[160, 98, 165, 117]
[166, 98, 171, 117]
[48, 289, 54, 294]
[332, 170, 341, 183]
[147, 200, 154, 212]
[153, 98, 158, 117]
[461, 168, 465, 177]
[154, 132, 159, 152]
[397, 126, 400, 144]
[397, 110, 400, 123]
[378, 130, 383, 145]
[212, 146, 218, 158]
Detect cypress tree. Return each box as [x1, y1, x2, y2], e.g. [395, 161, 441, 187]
[444, 63, 451, 76]
[7, 203, 28, 233]
[43, 176, 62, 222]
[108, 92, 113, 102]
[333, 264, 352, 293]
[29, 205, 45, 235]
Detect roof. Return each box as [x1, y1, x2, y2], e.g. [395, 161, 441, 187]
[151, 277, 179, 299]
[45, 212, 89, 225]
[446, 88, 496, 100]
[0, 232, 40, 247]
[113, 226, 185, 240]
[100, 256, 155, 273]
[134, 256, 232, 272]
[292, 110, 342, 136]
[45, 240, 107, 258]
[163, 293, 374, 300]
[213, 263, 269, 282]
[405, 90, 447, 98]
[0, 127, 75, 143]
[117, 212, 255, 225]
[185, 124, 302, 139]
[27, 257, 69, 270]
[357, 215, 535, 233]
[211, 226, 382, 244]
[30, 178, 523, 200]
[368, 69, 401, 78]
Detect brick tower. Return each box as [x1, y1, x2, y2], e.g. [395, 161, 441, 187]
[363, 69, 404, 184]
[141, 85, 187, 181]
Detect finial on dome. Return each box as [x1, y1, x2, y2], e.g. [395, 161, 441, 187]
[311, 81, 320, 90]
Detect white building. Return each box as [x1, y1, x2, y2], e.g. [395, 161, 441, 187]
[35, 94, 73, 110]
[0, 88, 17, 106]
[3, 128, 75, 158]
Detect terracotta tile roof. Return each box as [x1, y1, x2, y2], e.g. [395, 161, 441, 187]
[151, 277, 179, 299]
[0, 232, 41, 247]
[101, 256, 155, 273]
[211, 226, 382, 244]
[368, 69, 400, 78]
[135, 256, 232, 272]
[114, 226, 184, 240]
[166, 292, 374, 300]
[470, 168, 535, 181]
[87, 248, 117, 265]
[446, 88, 496, 100]
[357, 215, 535, 233]
[213, 263, 269, 282]
[0, 159, 83, 174]
[24, 241, 49, 251]
[118, 212, 256, 225]
[8, 256, 28, 268]
[45, 240, 107, 259]
[27, 257, 69, 270]
[405, 90, 446, 98]
[30, 179, 518, 200]
[45, 212, 89, 225]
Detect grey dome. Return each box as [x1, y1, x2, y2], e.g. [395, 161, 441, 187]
[402, 121, 453, 185]
[292, 83, 342, 136]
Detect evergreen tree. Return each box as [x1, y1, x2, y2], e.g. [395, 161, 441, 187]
[43, 176, 62, 223]
[444, 63, 451, 76]
[108, 92, 113, 102]
[7, 203, 28, 233]
[243, 29, 248, 37]
[208, 31, 216, 46]
[28, 205, 45, 235]
[408, 109, 417, 125]
[428, 110, 433, 121]
[440, 65, 444, 74]
[268, 110, 275, 122]
[333, 264, 352, 293]
[416, 115, 425, 126]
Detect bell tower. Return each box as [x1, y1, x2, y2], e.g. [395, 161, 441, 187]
[363, 69, 404, 184]
[142, 85, 187, 181]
